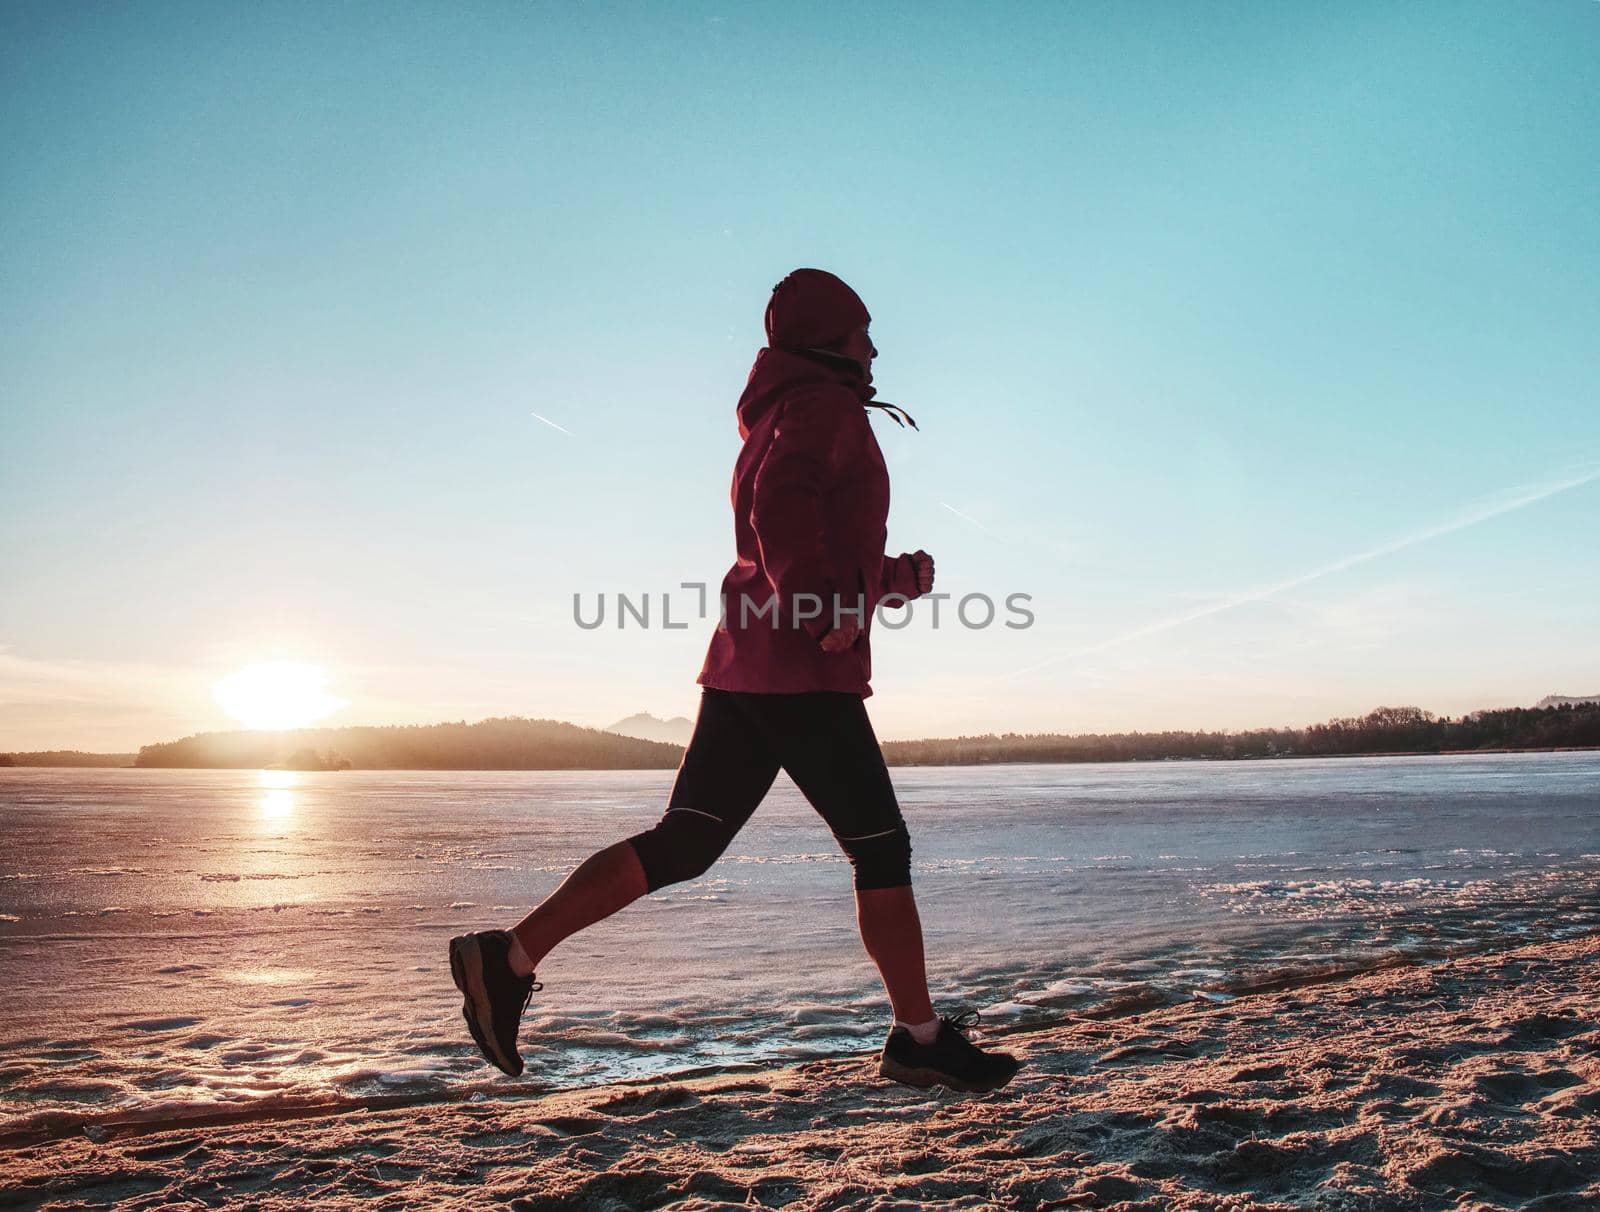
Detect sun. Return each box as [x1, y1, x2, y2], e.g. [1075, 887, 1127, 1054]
[213, 662, 346, 730]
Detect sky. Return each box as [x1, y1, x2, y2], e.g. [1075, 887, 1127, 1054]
[2, 1, 1597, 751]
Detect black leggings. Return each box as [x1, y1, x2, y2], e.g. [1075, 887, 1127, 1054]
[627, 688, 913, 893]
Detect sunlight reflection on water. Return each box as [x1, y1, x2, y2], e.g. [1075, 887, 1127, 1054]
[256, 770, 298, 822]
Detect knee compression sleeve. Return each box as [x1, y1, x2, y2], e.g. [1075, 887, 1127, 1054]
[837, 821, 913, 890]
[627, 809, 732, 892]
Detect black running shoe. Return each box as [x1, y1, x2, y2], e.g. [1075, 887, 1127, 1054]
[878, 1010, 1021, 1093]
[449, 930, 540, 1076]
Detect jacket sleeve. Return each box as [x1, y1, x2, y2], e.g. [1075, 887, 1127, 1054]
[750, 394, 842, 640]
[879, 553, 921, 605]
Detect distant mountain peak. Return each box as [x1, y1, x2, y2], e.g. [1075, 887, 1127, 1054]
[606, 712, 694, 746]
[1535, 693, 1600, 710]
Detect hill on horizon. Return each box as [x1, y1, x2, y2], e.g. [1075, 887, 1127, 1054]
[1536, 693, 1600, 710]
[605, 712, 695, 747]
[133, 716, 682, 770]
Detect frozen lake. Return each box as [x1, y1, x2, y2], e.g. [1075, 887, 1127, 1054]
[3, 752, 1598, 1139]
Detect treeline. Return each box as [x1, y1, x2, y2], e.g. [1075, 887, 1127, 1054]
[0, 750, 136, 767]
[134, 717, 682, 770]
[881, 703, 1600, 766]
[16, 702, 1600, 772]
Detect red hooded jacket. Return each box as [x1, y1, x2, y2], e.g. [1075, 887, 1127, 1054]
[697, 346, 923, 698]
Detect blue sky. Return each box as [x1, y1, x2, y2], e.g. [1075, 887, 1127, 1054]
[2, 1, 1597, 750]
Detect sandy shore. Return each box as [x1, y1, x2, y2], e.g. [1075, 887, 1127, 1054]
[5, 936, 1598, 1211]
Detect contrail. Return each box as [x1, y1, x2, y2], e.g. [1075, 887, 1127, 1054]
[530, 411, 574, 437]
[1002, 460, 1600, 681]
[940, 500, 992, 533]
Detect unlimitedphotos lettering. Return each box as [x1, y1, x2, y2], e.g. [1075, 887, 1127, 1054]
[571, 588, 1034, 631]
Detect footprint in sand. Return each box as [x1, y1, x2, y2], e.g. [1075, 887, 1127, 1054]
[117, 1016, 203, 1033]
[1225, 1061, 1288, 1083]
[180, 1033, 233, 1050]
[536, 1115, 606, 1136]
[593, 1086, 699, 1116]
[1502, 1012, 1592, 1044]
[1471, 1069, 1546, 1105]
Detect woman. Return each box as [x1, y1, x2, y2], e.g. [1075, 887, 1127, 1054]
[451, 269, 1019, 1093]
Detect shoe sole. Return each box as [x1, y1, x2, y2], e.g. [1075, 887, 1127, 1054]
[878, 1055, 1020, 1093]
[449, 934, 522, 1077]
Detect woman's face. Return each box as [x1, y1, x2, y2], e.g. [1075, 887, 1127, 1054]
[837, 326, 877, 382]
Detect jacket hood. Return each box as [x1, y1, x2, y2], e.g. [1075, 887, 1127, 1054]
[735, 347, 875, 439]
[765, 268, 871, 351]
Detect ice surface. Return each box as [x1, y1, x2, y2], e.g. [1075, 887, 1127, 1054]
[2, 752, 1599, 1137]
